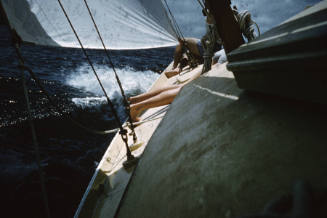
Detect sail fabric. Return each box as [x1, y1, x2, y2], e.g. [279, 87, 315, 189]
[0, 0, 178, 49]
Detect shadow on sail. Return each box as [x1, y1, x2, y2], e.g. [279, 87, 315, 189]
[1, 0, 58, 46]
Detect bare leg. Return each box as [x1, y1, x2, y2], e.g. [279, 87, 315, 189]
[130, 86, 182, 122]
[129, 85, 180, 104]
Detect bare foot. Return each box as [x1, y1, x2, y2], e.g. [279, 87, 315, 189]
[129, 96, 145, 104]
[128, 96, 136, 104]
[165, 69, 180, 78]
[129, 104, 142, 122]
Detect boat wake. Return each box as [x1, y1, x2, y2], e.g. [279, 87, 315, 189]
[66, 64, 159, 108]
[0, 40, 172, 217]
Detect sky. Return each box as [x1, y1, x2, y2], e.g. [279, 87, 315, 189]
[166, 0, 322, 38]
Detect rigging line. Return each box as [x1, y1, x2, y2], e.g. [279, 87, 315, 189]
[161, 0, 200, 69]
[57, 0, 135, 161]
[104, 115, 165, 134]
[162, 0, 184, 40]
[21, 64, 51, 218]
[56, 0, 122, 129]
[160, 0, 180, 39]
[82, 0, 137, 142]
[196, 0, 205, 10]
[162, 1, 200, 68]
[0, 1, 51, 217]
[161, 0, 181, 39]
[161, 0, 179, 37]
[21, 65, 113, 135]
[196, 0, 210, 17]
[169, 7, 184, 39]
[21, 66, 51, 218]
[142, 105, 169, 120]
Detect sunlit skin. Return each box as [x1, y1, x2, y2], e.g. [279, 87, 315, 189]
[128, 34, 208, 122]
[129, 85, 182, 122]
[173, 37, 203, 69]
[164, 60, 184, 78]
[129, 67, 202, 122]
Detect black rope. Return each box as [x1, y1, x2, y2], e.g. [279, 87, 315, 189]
[162, 0, 184, 40]
[162, 0, 200, 68]
[0, 1, 52, 217]
[82, 0, 137, 143]
[56, 0, 134, 160]
[197, 0, 205, 9]
[20, 65, 113, 135]
[21, 60, 51, 218]
[14, 30, 52, 218]
[196, 0, 207, 14]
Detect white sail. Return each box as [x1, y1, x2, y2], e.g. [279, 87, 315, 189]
[1, 0, 178, 49]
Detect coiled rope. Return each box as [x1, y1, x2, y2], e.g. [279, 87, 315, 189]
[234, 9, 261, 42]
[196, 1, 261, 42]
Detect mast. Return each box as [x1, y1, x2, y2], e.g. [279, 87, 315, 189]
[205, 0, 244, 54]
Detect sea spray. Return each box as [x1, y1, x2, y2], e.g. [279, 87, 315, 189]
[66, 64, 159, 107]
[0, 40, 173, 217]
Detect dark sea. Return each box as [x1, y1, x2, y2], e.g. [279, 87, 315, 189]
[0, 25, 174, 218]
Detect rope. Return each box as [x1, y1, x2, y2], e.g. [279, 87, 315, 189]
[196, 0, 206, 10]
[162, 0, 200, 68]
[103, 106, 169, 134]
[104, 115, 166, 134]
[0, 1, 51, 217]
[21, 61, 51, 218]
[161, 1, 179, 40]
[234, 9, 261, 42]
[82, 0, 137, 143]
[162, 0, 184, 40]
[254, 21, 261, 37]
[20, 56, 51, 218]
[20, 65, 114, 135]
[22, 65, 168, 136]
[57, 0, 134, 160]
[142, 105, 169, 120]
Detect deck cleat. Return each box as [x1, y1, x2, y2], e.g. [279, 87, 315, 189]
[129, 141, 144, 152]
[123, 156, 139, 170]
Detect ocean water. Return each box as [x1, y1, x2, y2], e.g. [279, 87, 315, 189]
[0, 26, 174, 218]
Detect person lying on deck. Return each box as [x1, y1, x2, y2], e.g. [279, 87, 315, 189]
[129, 54, 228, 122]
[129, 64, 202, 122]
[164, 37, 204, 79]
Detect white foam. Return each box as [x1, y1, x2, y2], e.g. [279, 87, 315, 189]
[71, 96, 107, 109]
[66, 64, 159, 107]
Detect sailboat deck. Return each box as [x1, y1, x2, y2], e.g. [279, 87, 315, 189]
[77, 62, 327, 218]
[115, 63, 327, 218]
[75, 62, 203, 218]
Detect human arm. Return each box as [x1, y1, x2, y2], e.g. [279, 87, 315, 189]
[173, 42, 183, 69]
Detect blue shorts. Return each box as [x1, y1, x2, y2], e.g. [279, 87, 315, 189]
[196, 40, 204, 57]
